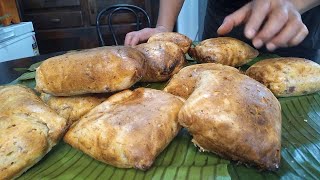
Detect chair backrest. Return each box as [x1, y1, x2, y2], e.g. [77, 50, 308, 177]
[96, 4, 151, 46]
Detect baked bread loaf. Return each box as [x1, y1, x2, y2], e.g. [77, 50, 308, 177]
[178, 70, 282, 171]
[246, 57, 320, 97]
[136, 41, 186, 82]
[189, 37, 259, 67]
[0, 85, 67, 179]
[164, 63, 239, 99]
[147, 32, 192, 54]
[64, 88, 184, 170]
[41, 93, 108, 126]
[36, 46, 146, 96]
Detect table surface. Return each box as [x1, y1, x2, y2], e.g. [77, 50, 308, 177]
[0, 52, 65, 85]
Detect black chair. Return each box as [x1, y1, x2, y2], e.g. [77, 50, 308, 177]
[96, 4, 151, 46]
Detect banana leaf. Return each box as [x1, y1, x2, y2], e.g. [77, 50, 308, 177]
[27, 61, 43, 72]
[10, 55, 320, 180]
[13, 67, 28, 72]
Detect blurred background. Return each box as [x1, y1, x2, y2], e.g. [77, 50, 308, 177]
[177, 0, 207, 42]
[0, 0, 206, 62]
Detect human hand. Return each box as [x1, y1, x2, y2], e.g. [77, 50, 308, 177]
[124, 26, 168, 46]
[217, 0, 309, 51]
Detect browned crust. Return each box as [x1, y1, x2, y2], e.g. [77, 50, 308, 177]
[0, 85, 67, 179]
[35, 46, 146, 96]
[64, 88, 184, 170]
[246, 57, 320, 97]
[136, 41, 186, 82]
[178, 70, 281, 171]
[148, 32, 192, 54]
[164, 63, 239, 99]
[190, 37, 259, 67]
[40, 93, 109, 126]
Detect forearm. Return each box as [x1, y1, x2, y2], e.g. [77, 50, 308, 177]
[156, 0, 185, 31]
[291, 0, 320, 13]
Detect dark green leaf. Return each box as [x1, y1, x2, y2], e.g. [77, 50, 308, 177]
[133, 82, 167, 90]
[28, 62, 43, 71]
[191, 41, 200, 47]
[13, 68, 28, 72]
[8, 71, 36, 89]
[7, 78, 36, 89]
[19, 79, 36, 89]
[16, 72, 36, 81]
[240, 54, 281, 71]
[246, 54, 280, 66]
[18, 129, 231, 180]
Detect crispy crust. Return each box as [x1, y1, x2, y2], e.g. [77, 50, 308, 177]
[178, 70, 281, 171]
[246, 57, 320, 97]
[136, 41, 186, 82]
[164, 63, 239, 99]
[36, 46, 146, 96]
[41, 93, 109, 126]
[64, 88, 184, 170]
[189, 37, 258, 67]
[0, 85, 67, 179]
[147, 32, 192, 54]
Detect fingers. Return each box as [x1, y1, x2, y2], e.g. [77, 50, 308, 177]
[244, 0, 271, 39]
[265, 13, 304, 51]
[124, 27, 166, 46]
[124, 32, 134, 46]
[217, 3, 252, 35]
[252, 7, 289, 48]
[288, 25, 308, 46]
[246, 0, 308, 51]
[125, 31, 145, 46]
[130, 35, 140, 46]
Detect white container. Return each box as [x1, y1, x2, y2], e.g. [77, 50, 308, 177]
[177, 0, 199, 41]
[177, 0, 208, 41]
[0, 22, 39, 62]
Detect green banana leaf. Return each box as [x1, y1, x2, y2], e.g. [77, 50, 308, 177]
[13, 67, 28, 72]
[18, 130, 230, 180]
[27, 61, 43, 72]
[10, 55, 320, 180]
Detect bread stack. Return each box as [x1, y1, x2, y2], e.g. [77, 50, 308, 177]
[0, 85, 67, 179]
[2, 32, 320, 178]
[0, 33, 190, 178]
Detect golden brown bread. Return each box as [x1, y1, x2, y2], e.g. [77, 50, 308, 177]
[0, 85, 67, 179]
[36, 46, 146, 96]
[0, 85, 67, 143]
[41, 93, 109, 126]
[178, 70, 281, 171]
[164, 63, 239, 99]
[136, 41, 186, 82]
[189, 37, 259, 67]
[0, 115, 49, 180]
[147, 32, 192, 54]
[246, 57, 320, 97]
[64, 88, 184, 170]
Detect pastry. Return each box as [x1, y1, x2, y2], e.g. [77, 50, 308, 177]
[64, 88, 184, 170]
[36, 46, 146, 96]
[246, 57, 320, 97]
[189, 37, 258, 67]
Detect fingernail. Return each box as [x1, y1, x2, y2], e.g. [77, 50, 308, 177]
[222, 18, 228, 23]
[253, 39, 263, 48]
[266, 43, 276, 51]
[246, 29, 256, 39]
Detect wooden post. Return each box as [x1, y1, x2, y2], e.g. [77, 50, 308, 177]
[0, 0, 21, 26]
